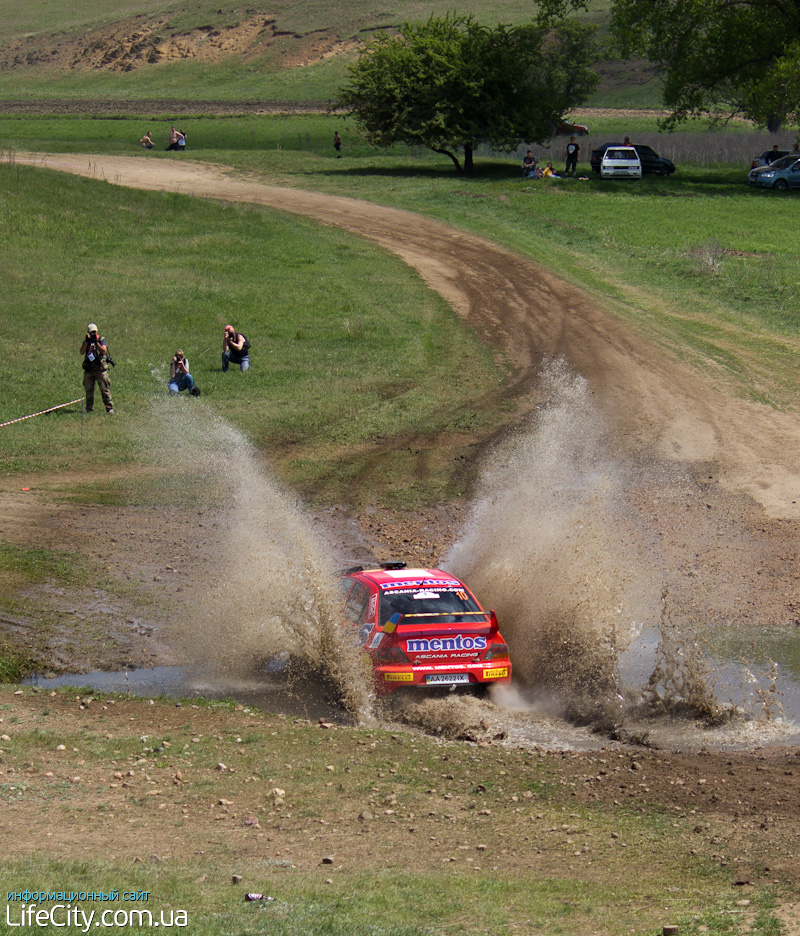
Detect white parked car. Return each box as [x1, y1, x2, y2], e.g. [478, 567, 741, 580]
[600, 146, 642, 179]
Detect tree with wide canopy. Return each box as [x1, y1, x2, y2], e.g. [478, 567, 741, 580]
[337, 14, 598, 174]
[539, 0, 800, 131]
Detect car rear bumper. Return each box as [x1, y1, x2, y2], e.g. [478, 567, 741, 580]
[376, 660, 512, 693]
[601, 170, 641, 178]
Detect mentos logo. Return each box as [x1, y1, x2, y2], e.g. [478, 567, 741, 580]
[379, 578, 459, 591]
[406, 635, 487, 653]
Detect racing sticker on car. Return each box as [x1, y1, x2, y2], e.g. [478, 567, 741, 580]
[483, 667, 509, 679]
[369, 631, 384, 649]
[379, 578, 460, 591]
[358, 622, 373, 644]
[368, 594, 377, 619]
[406, 635, 487, 652]
[384, 672, 414, 682]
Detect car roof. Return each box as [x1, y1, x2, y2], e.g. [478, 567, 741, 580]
[349, 566, 464, 588]
[594, 142, 656, 152]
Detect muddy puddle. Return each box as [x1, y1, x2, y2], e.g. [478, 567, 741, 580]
[24, 661, 349, 725]
[24, 631, 800, 752]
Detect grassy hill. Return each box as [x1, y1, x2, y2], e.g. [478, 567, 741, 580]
[0, 0, 662, 107]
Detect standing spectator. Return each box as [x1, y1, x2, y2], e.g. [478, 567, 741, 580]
[169, 350, 194, 395]
[140, 131, 154, 149]
[334, 131, 342, 157]
[623, 136, 633, 147]
[222, 325, 251, 372]
[564, 136, 580, 175]
[80, 323, 114, 414]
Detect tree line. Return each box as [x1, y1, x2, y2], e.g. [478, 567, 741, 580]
[337, 2, 799, 173]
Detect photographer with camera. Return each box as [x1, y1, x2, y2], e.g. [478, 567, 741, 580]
[221, 325, 251, 372]
[80, 323, 114, 414]
[168, 349, 195, 395]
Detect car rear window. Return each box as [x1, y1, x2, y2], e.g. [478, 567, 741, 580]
[379, 587, 487, 626]
[606, 149, 636, 160]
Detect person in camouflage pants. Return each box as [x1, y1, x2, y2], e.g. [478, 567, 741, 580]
[80, 323, 114, 414]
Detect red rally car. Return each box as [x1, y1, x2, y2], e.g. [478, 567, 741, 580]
[340, 562, 512, 695]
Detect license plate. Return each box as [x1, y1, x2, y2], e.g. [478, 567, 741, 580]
[426, 673, 470, 685]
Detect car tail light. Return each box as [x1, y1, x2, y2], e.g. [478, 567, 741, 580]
[483, 642, 509, 662]
[374, 643, 411, 665]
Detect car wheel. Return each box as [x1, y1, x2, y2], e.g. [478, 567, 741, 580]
[774, 178, 789, 190]
[660, 167, 670, 176]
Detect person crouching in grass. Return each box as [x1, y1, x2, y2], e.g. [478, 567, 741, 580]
[169, 350, 194, 394]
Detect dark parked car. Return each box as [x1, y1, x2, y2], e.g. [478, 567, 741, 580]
[590, 143, 675, 176]
[751, 148, 791, 168]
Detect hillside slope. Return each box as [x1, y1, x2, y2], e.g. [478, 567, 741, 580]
[0, 0, 657, 106]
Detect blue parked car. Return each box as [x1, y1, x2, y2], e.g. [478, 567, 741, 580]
[748, 154, 800, 190]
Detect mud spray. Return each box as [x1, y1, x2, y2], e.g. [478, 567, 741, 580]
[141, 393, 373, 722]
[137, 366, 791, 749]
[439, 361, 783, 745]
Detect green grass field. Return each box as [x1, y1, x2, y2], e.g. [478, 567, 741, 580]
[0, 154, 504, 506]
[0, 0, 609, 102]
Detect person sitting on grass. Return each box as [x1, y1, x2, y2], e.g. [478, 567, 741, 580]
[140, 131, 154, 149]
[542, 162, 561, 178]
[166, 126, 186, 151]
[522, 150, 537, 177]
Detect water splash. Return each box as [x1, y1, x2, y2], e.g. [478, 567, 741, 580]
[140, 396, 373, 720]
[446, 361, 658, 728]
[439, 361, 794, 745]
[637, 586, 728, 724]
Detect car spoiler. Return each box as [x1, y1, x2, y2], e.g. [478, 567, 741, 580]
[382, 610, 499, 636]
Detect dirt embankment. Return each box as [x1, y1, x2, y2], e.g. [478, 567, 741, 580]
[0, 12, 359, 78]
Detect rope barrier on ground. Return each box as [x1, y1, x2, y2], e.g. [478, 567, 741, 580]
[0, 398, 83, 429]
